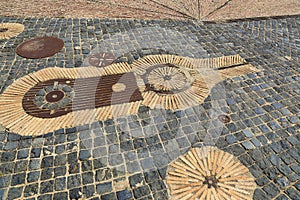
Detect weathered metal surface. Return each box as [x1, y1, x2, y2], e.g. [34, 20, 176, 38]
[88, 52, 115, 67]
[22, 72, 143, 118]
[16, 36, 64, 59]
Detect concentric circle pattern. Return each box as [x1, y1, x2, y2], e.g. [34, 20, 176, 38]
[218, 114, 231, 123]
[34, 83, 74, 111]
[166, 146, 257, 200]
[146, 64, 191, 94]
[0, 23, 24, 39]
[132, 54, 209, 111]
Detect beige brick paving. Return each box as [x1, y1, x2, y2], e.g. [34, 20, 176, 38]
[204, 0, 300, 21]
[0, 0, 299, 20]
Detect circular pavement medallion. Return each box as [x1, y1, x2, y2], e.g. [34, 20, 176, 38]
[131, 54, 209, 110]
[166, 146, 257, 200]
[88, 52, 115, 67]
[0, 23, 24, 39]
[145, 63, 192, 94]
[34, 83, 74, 111]
[16, 36, 64, 59]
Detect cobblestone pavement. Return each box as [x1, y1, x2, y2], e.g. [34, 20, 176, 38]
[0, 15, 299, 200]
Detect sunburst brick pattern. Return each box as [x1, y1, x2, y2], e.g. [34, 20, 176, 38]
[132, 54, 259, 111]
[131, 54, 209, 110]
[166, 146, 257, 200]
[0, 23, 24, 39]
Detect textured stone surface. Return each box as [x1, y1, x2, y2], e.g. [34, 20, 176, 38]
[0, 15, 299, 200]
[0, 0, 299, 22]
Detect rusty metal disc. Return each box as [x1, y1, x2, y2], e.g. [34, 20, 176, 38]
[45, 90, 65, 103]
[16, 36, 64, 59]
[88, 52, 115, 67]
[218, 114, 231, 123]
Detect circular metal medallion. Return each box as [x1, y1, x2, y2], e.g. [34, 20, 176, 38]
[34, 84, 74, 110]
[16, 36, 64, 59]
[88, 52, 115, 67]
[218, 114, 231, 123]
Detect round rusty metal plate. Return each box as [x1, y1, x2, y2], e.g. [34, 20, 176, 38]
[88, 52, 115, 67]
[16, 36, 64, 59]
[218, 114, 231, 123]
[45, 90, 65, 103]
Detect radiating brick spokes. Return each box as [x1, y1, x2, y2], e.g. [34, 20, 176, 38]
[166, 146, 257, 200]
[131, 54, 209, 111]
[131, 54, 259, 111]
[0, 54, 260, 136]
[0, 23, 24, 39]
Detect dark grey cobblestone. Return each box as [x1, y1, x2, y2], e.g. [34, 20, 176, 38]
[0, 16, 299, 199]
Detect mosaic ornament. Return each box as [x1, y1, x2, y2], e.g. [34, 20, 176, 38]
[166, 146, 257, 200]
[131, 54, 259, 111]
[88, 52, 115, 67]
[145, 64, 191, 93]
[0, 63, 142, 136]
[132, 55, 209, 110]
[35, 84, 73, 108]
[0, 54, 259, 136]
[16, 36, 64, 59]
[0, 23, 24, 39]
